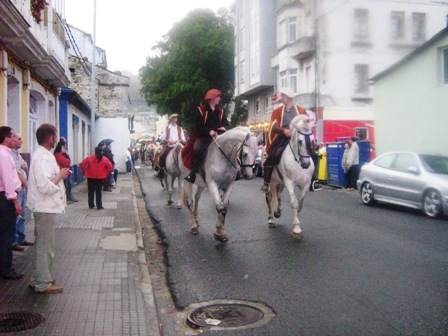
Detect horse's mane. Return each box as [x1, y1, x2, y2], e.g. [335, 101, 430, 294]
[290, 114, 312, 133]
[216, 127, 251, 141]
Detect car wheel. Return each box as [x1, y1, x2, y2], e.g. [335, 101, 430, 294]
[423, 190, 443, 218]
[361, 182, 375, 205]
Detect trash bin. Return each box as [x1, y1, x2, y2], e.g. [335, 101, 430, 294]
[317, 152, 327, 181]
[326, 140, 371, 188]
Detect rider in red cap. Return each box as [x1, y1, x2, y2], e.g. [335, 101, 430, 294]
[184, 89, 229, 183]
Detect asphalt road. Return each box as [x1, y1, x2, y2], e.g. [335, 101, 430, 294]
[137, 165, 448, 336]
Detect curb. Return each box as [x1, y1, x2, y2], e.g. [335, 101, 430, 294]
[131, 174, 162, 336]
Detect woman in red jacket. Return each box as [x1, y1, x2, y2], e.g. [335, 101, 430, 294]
[80, 147, 113, 210]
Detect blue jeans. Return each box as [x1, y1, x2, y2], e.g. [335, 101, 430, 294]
[126, 160, 132, 173]
[14, 188, 27, 244]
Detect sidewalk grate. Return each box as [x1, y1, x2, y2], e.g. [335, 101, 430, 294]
[0, 312, 44, 332]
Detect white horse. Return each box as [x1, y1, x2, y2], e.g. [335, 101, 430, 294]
[163, 144, 184, 209]
[179, 127, 259, 242]
[265, 114, 315, 239]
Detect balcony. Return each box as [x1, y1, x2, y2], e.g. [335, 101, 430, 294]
[0, 0, 69, 87]
[291, 36, 315, 60]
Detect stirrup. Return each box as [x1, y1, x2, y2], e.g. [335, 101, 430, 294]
[185, 171, 196, 184]
[260, 182, 270, 193]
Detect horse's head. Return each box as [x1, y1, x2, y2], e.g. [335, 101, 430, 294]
[290, 115, 314, 169]
[239, 132, 260, 180]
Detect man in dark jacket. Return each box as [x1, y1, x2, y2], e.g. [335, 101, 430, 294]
[102, 141, 115, 191]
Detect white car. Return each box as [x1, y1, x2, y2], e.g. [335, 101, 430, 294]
[357, 152, 448, 218]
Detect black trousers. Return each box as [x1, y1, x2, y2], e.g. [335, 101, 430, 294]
[190, 137, 213, 171]
[264, 136, 289, 166]
[159, 146, 172, 169]
[87, 178, 103, 208]
[0, 192, 16, 275]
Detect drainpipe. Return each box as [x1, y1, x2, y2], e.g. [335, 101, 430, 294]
[90, 0, 97, 152]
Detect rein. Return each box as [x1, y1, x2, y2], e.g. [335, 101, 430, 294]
[289, 125, 312, 162]
[212, 135, 250, 169]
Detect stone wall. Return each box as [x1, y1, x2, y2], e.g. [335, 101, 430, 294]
[68, 55, 130, 118]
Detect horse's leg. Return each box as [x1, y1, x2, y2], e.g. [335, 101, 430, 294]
[193, 186, 204, 231]
[266, 189, 276, 229]
[208, 182, 231, 242]
[166, 172, 173, 205]
[274, 183, 284, 218]
[175, 174, 182, 209]
[182, 182, 198, 234]
[284, 179, 303, 239]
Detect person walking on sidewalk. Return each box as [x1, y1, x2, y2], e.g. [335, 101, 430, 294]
[10, 132, 33, 251]
[103, 141, 115, 191]
[0, 126, 23, 280]
[27, 124, 71, 294]
[80, 147, 113, 210]
[54, 139, 78, 203]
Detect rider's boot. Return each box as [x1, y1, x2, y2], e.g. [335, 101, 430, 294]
[156, 167, 164, 179]
[185, 169, 197, 184]
[260, 166, 273, 193]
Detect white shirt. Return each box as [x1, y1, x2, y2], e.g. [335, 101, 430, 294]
[160, 124, 186, 146]
[27, 145, 66, 213]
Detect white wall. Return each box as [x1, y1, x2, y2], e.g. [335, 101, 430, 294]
[95, 118, 131, 172]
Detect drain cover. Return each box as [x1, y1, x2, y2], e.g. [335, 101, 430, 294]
[0, 312, 44, 333]
[186, 300, 275, 330]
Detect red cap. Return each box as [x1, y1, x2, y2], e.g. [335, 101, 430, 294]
[204, 89, 222, 100]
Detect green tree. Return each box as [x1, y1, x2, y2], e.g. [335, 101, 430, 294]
[139, 9, 234, 132]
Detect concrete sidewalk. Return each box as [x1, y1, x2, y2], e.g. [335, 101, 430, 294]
[0, 173, 161, 335]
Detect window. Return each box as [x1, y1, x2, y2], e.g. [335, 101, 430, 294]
[240, 60, 245, 84]
[279, 19, 287, 47]
[374, 153, 395, 169]
[280, 70, 287, 89]
[443, 48, 448, 85]
[240, 27, 245, 50]
[264, 96, 273, 114]
[289, 69, 297, 93]
[354, 8, 369, 40]
[255, 98, 260, 116]
[289, 17, 297, 42]
[391, 11, 405, 40]
[355, 127, 368, 140]
[394, 154, 418, 173]
[354, 64, 369, 94]
[412, 13, 426, 41]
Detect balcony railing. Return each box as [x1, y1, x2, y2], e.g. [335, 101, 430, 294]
[291, 36, 315, 60]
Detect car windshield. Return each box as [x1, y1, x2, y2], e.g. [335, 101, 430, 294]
[420, 154, 448, 175]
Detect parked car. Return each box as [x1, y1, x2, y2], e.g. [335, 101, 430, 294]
[357, 152, 448, 218]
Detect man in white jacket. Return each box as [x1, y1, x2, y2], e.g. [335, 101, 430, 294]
[27, 124, 70, 294]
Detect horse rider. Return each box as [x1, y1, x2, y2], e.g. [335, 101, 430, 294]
[260, 87, 313, 193]
[156, 113, 186, 179]
[184, 89, 229, 184]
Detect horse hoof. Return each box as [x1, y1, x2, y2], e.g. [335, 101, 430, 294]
[293, 232, 303, 240]
[191, 228, 199, 235]
[167, 200, 173, 205]
[176, 205, 182, 209]
[274, 211, 281, 218]
[213, 233, 229, 243]
[268, 222, 277, 229]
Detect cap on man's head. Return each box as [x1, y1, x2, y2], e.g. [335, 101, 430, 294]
[169, 113, 179, 120]
[280, 88, 295, 99]
[204, 89, 222, 101]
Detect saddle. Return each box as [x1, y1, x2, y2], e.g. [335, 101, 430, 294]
[270, 140, 289, 165]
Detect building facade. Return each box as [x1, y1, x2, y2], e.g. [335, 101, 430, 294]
[1, 0, 70, 158]
[234, 0, 448, 144]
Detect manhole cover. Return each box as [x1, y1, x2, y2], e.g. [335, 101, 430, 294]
[186, 300, 275, 330]
[0, 312, 44, 333]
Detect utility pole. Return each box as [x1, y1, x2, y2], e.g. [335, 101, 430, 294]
[314, 0, 323, 143]
[90, 0, 97, 152]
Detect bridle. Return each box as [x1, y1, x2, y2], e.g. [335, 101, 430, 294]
[289, 124, 313, 163]
[212, 135, 253, 169]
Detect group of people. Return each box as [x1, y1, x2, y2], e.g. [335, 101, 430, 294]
[0, 124, 70, 294]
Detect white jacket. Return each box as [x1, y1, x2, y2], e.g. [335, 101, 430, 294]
[27, 145, 66, 214]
